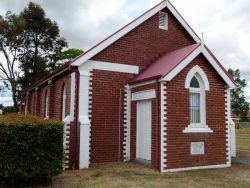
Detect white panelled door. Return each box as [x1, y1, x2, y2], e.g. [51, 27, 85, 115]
[137, 100, 152, 160]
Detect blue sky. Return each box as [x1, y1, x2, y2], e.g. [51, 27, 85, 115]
[1, 0, 250, 106]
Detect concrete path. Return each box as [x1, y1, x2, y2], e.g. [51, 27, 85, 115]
[232, 157, 250, 165]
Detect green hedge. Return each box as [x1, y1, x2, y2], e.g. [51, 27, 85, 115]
[0, 114, 64, 185]
[2, 106, 14, 114]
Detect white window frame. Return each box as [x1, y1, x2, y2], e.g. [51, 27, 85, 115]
[61, 85, 66, 120]
[159, 11, 168, 30]
[45, 91, 49, 119]
[183, 67, 213, 133]
[188, 75, 205, 128]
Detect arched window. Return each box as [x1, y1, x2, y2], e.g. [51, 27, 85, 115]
[189, 74, 204, 125]
[184, 66, 212, 133]
[24, 98, 28, 115]
[44, 90, 49, 118]
[61, 84, 66, 120]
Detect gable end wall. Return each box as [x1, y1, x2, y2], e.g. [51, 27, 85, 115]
[91, 9, 195, 69]
[165, 54, 228, 170]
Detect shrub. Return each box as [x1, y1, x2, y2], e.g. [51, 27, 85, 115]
[0, 114, 64, 185]
[2, 106, 14, 114]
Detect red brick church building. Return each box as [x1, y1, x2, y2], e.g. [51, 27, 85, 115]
[20, 0, 236, 172]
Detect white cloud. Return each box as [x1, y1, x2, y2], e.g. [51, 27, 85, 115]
[0, 0, 250, 102]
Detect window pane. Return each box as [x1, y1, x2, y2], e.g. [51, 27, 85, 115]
[190, 92, 201, 124]
[190, 76, 200, 88]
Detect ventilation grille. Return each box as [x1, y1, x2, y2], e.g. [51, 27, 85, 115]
[159, 12, 168, 30]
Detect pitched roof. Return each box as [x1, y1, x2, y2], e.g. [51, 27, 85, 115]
[130, 44, 200, 83]
[129, 43, 236, 88]
[71, 0, 200, 66]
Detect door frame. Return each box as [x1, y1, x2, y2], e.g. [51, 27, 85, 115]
[136, 100, 152, 160]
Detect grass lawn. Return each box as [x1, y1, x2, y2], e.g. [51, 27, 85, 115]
[236, 127, 250, 157]
[44, 127, 250, 188]
[48, 163, 250, 188]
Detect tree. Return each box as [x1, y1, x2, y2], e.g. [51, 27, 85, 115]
[228, 68, 249, 118]
[0, 2, 67, 112]
[0, 12, 24, 111]
[57, 48, 83, 64]
[18, 2, 67, 89]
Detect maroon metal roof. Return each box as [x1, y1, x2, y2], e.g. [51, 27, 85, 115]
[130, 43, 200, 84]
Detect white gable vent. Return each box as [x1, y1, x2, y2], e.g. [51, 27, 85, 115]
[159, 12, 168, 30]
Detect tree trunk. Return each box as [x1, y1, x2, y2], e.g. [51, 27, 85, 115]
[11, 85, 18, 112]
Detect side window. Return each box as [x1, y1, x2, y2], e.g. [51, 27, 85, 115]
[61, 84, 66, 120]
[44, 90, 49, 118]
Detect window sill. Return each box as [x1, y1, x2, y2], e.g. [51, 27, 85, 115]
[183, 126, 213, 133]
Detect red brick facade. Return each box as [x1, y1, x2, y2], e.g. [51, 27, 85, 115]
[92, 10, 194, 68]
[90, 70, 133, 163]
[21, 73, 71, 120]
[19, 5, 232, 172]
[165, 55, 227, 170]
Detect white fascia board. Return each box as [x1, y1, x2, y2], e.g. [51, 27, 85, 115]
[129, 80, 157, 89]
[71, 0, 202, 67]
[162, 45, 236, 89]
[166, 1, 200, 43]
[162, 46, 202, 81]
[72, 1, 167, 66]
[79, 60, 139, 74]
[201, 48, 236, 89]
[131, 89, 156, 101]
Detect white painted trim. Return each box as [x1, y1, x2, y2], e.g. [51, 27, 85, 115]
[131, 89, 156, 101]
[72, 1, 168, 66]
[163, 46, 201, 81]
[45, 90, 49, 119]
[162, 45, 236, 89]
[202, 48, 235, 88]
[159, 11, 168, 30]
[183, 71, 212, 133]
[62, 115, 70, 170]
[185, 65, 210, 90]
[70, 73, 76, 121]
[124, 85, 131, 161]
[226, 89, 233, 162]
[79, 70, 91, 169]
[183, 127, 213, 133]
[160, 82, 167, 172]
[162, 163, 230, 173]
[129, 80, 157, 89]
[71, 0, 201, 67]
[166, 1, 200, 43]
[79, 60, 139, 74]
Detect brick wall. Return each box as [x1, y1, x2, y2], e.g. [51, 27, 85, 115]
[90, 70, 133, 163]
[21, 73, 71, 120]
[130, 83, 161, 171]
[165, 54, 227, 170]
[92, 10, 195, 69]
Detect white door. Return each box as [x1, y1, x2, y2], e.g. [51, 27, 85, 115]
[136, 100, 152, 160]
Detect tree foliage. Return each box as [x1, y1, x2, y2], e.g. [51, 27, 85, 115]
[228, 68, 249, 118]
[0, 2, 67, 111]
[0, 12, 24, 111]
[18, 2, 68, 89]
[57, 48, 83, 64]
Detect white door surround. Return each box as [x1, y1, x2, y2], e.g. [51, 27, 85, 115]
[136, 100, 152, 161]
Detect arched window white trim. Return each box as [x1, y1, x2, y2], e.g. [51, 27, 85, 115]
[183, 66, 213, 133]
[45, 91, 49, 119]
[61, 85, 66, 120]
[185, 65, 210, 91]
